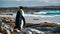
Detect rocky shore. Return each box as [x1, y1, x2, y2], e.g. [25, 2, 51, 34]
[0, 17, 60, 34]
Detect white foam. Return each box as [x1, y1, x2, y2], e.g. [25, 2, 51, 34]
[30, 28, 45, 34]
[28, 31, 32, 34]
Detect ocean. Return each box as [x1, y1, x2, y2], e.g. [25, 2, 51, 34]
[40, 10, 60, 15]
[9, 9, 60, 24]
[12, 9, 60, 15]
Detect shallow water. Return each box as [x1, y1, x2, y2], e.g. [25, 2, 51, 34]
[31, 26, 60, 33]
[18, 26, 60, 34]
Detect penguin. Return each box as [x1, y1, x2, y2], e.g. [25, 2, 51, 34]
[14, 6, 25, 31]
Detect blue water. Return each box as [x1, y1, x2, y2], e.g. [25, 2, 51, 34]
[24, 10, 60, 15]
[40, 10, 60, 15]
[40, 10, 60, 13]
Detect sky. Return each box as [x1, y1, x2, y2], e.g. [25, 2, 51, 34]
[0, 0, 60, 7]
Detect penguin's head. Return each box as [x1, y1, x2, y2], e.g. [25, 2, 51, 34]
[18, 6, 23, 10]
